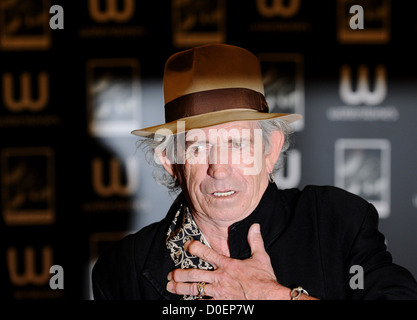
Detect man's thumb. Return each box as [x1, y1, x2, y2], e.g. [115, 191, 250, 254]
[248, 223, 266, 257]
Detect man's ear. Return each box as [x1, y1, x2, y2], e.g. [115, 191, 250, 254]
[155, 149, 176, 178]
[265, 130, 284, 173]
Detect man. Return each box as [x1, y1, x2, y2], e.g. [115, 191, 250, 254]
[92, 44, 417, 300]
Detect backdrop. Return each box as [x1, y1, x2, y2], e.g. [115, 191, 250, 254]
[1, 0, 416, 300]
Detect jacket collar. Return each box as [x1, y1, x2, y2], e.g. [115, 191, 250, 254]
[140, 183, 291, 299]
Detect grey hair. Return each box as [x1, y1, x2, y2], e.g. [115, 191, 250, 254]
[136, 118, 294, 193]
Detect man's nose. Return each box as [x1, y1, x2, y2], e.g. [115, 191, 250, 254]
[207, 145, 232, 179]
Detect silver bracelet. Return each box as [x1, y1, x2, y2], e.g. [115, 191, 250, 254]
[290, 286, 309, 300]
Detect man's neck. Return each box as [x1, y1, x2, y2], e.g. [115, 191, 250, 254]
[192, 213, 232, 257]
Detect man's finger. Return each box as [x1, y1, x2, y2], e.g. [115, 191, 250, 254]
[247, 223, 267, 257]
[167, 268, 214, 283]
[167, 280, 214, 298]
[167, 280, 200, 296]
[185, 240, 226, 268]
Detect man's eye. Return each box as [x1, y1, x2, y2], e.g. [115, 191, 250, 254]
[231, 141, 246, 149]
[193, 145, 205, 152]
[188, 145, 206, 155]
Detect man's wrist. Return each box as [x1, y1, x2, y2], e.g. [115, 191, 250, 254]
[268, 282, 318, 300]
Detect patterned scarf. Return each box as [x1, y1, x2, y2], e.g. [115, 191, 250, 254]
[166, 203, 214, 300]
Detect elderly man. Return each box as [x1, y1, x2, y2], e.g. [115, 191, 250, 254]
[92, 44, 417, 300]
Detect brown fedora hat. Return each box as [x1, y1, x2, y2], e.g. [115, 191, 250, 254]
[131, 44, 302, 137]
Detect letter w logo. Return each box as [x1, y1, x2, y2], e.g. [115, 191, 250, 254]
[256, 0, 301, 18]
[92, 157, 138, 197]
[88, 0, 135, 23]
[339, 65, 387, 106]
[7, 246, 53, 286]
[2, 72, 49, 112]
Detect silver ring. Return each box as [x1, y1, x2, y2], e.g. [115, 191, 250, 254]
[197, 281, 206, 297]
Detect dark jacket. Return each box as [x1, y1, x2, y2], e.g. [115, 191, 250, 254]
[92, 184, 417, 300]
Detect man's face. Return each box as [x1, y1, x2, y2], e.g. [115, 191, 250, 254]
[164, 121, 283, 225]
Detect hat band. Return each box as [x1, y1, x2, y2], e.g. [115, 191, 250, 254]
[164, 88, 269, 123]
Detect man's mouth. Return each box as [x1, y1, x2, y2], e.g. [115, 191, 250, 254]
[212, 190, 236, 197]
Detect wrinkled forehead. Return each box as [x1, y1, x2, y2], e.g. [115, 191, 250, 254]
[185, 120, 260, 142]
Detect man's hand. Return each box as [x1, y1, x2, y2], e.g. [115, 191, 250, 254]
[166, 223, 292, 300]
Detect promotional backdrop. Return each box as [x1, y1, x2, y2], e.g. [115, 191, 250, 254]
[1, 0, 416, 300]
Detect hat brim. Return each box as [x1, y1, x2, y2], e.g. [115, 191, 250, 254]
[131, 109, 302, 138]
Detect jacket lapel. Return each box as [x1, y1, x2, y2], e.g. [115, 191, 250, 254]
[141, 241, 178, 300]
[139, 195, 183, 300]
[228, 183, 293, 259]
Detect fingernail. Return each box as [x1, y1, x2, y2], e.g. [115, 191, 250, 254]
[253, 223, 261, 233]
[167, 272, 172, 281]
[166, 281, 173, 292]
